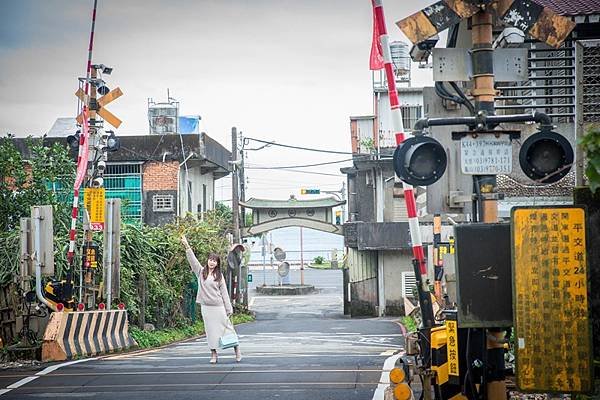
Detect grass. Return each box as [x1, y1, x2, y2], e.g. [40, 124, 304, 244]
[130, 313, 254, 349]
[401, 315, 418, 333]
[309, 261, 332, 269]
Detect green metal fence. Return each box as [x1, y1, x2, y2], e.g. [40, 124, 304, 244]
[104, 164, 142, 224]
[48, 163, 143, 224]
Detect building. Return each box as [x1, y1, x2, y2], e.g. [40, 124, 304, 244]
[344, 84, 439, 317]
[342, 1, 600, 317]
[15, 125, 231, 226]
[103, 133, 230, 225]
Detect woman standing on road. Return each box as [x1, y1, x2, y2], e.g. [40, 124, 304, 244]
[181, 234, 242, 364]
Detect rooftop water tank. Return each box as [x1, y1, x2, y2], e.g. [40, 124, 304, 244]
[390, 41, 411, 76]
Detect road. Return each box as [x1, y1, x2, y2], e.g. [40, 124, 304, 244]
[1, 269, 404, 400]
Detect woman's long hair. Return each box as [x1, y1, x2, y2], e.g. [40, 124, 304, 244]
[202, 253, 222, 281]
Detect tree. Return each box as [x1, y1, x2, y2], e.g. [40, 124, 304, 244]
[580, 126, 600, 193]
[0, 135, 75, 231]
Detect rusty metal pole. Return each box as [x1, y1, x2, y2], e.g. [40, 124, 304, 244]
[471, 9, 506, 400]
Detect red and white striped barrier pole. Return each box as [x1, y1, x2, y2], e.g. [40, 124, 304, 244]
[67, 0, 98, 266]
[372, 0, 434, 326]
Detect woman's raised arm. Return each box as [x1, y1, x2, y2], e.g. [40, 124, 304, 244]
[181, 235, 202, 276]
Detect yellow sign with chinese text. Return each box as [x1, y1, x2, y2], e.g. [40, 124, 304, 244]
[84, 188, 105, 231]
[446, 320, 459, 378]
[512, 206, 591, 393]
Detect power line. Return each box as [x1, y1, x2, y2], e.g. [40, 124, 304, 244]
[246, 158, 354, 169]
[257, 168, 342, 177]
[245, 137, 353, 155]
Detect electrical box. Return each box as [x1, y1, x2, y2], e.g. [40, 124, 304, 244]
[30, 205, 54, 276]
[453, 223, 512, 328]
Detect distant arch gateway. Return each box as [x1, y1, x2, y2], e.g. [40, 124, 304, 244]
[240, 196, 345, 237]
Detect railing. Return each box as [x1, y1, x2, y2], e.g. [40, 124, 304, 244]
[496, 41, 575, 123]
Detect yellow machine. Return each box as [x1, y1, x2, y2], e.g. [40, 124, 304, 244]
[44, 280, 76, 311]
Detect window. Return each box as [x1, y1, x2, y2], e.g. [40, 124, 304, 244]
[152, 194, 174, 212]
[202, 184, 207, 213]
[400, 105, 422, 131]
[187, 181, 193, 213]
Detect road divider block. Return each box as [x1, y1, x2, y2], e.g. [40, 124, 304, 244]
[42, 309, 136, 362]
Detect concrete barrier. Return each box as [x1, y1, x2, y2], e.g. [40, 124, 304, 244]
[42, 309, 136, 362]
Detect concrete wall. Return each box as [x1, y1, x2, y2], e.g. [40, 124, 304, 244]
[144, 190, 177, 226]
[347, 248, 378, 317]
[355, 170, 376, 222]
[381, 250, 413, 316]
[179, 165, 215, 215]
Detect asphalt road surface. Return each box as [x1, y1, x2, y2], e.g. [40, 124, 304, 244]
[1, 269, 405, 400]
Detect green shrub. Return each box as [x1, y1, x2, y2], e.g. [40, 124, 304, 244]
[313, 256, 324, 265]
[580, 125, 600, 193]
[130, 312, 254, 349]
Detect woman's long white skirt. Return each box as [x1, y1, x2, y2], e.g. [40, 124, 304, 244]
[200, 304, 235, 350]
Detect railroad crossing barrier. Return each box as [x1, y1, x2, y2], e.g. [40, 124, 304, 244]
[42, 309, 136, 361]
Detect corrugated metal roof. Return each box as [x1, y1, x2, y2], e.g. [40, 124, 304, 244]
[532, 0, 600, 16]
[240, 197, 345, 209]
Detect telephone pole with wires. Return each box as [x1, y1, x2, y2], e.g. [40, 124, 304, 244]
[230, 127, 241, 304]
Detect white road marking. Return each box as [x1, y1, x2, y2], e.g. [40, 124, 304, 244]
[235, 334, 402, 348]
[6, 376, 38, 389]
[36, 358, 98, 375]
[124, 353, 392, 360]
[0, 357, 97, 397]
[18, 368, 384, 377]
[372, 351, 404, 400]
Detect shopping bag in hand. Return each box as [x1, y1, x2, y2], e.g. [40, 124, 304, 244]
[219, 319, 238, 349]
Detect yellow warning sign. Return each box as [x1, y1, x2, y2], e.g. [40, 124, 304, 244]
[446, 319, 459, 378]
[84, 188, 105, 231]
[512, 206, 591, 393]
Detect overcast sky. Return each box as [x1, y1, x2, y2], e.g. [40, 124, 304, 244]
[0, 0, 435, 202]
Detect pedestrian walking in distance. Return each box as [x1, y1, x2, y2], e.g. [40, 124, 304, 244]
[181, 234, 242, 364]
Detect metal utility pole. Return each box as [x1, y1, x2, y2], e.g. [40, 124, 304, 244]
[239, 132, 246, 227]
[471, 8, 505, 400]
[299, 227, 304, 285]
[239, 132, 249, 307]
[268, 232, 273, 286]
[231, 127, 240, 302]
[82, 66, 99, 307]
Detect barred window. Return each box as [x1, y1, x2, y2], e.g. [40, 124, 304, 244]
[153, 194, 174, 212]
[400, 105, 422, 131]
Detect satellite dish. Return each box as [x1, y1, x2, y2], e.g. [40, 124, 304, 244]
[277, 261, 290, 277]
[273, 247, 286, 262]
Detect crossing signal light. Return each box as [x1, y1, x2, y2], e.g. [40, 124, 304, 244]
[519, 130, 573, 184]
[301, 188, 320, 195]
[335, 210, 342, 225]
[66, 131, 81, 150]
[393, 136, 447, 186]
